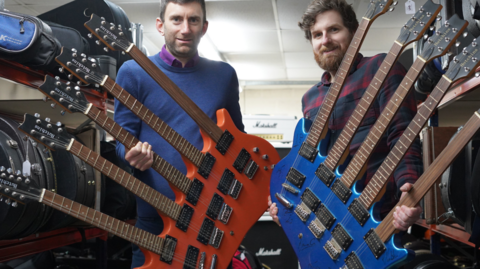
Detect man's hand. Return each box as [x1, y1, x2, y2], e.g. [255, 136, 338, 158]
[125, 142, 153, 171]
[393, 183, 422, 231]
[268, 195, 281, 226]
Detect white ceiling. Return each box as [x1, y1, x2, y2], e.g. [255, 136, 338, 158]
[3, 0, 430, 86]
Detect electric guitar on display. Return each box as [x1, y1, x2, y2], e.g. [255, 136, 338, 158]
[0, 167, 182, 267]
[269, 1, 441, 267]
[20, 113, 241, 269]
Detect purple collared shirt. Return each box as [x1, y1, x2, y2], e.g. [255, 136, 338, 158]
[159, 45, 199, 68]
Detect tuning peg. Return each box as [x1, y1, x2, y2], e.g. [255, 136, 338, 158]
[32, 141, 37, 147]
[437, 47, 444, 52]
[420, 21, 424, 27]
[447, 51, 453, 56]
[19, 195, 25, 200]
[128, 27, 132, 32]
[445, 37, 451, 42]
[452, 27, 458, 33]
[45, 117, 51, 123]
[427, 37, 433, 43]
[15, 170, 21, 177]
[60, 110, 66, 116]
[71, 48, 77, 53]
[473, 39, 477, 47]
[0, 166, 5, 172]
[465, 67, 471, 72]
[121, 51, 126, 55]
[464, 31, 469, 38]
[95, 84, 100, 88]
[4, 188, 10, 194]
[42, 96, 49, 102]
[67, 74, 73, 80]
[436, 31, 441, 36]
[24, 178, 30, 184]
[77, 81, 82, 86]
[88, 33, 93, 39]
[411, 15, 416, 21]
[50, 142, 55, 148]
[5, 198, 11, 205]
[56, 122, 62, 127]
[426, 12, 432, 17]
[392, 1, 398, 6]
[100, 17, 105, 21]
[50, 103, 56, 109]
[103, 47, 109, 52]
[413, 30, 419, 36]
[11, 202, 17, 208]
[389, 7, 394, 12]
[475, 72, 480, 78]
[430, 25, 435, 31]
[0, 197, 3, 202]
[96, 40, 101, 45]
[119, 32, 124, 36]
[473, 57, 478, 62]
[6, 168, 12, 174]
[444, 21, 450, 27]
[442, 64, 449, 71]
[437, 15, 442, 21]
[463, 47, 468, 55]
[455, 41, 461, 47]
[34, 113, 40, 118]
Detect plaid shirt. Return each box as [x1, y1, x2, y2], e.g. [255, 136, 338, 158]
[302, 53, 423, 216]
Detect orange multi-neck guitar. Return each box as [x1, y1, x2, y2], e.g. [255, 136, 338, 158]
[53, 18, 279, 269]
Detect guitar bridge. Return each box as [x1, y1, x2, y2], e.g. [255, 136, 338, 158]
[244, 159, 258, 179]
[228, 179, 242, 199]
[294, 202, 311, 222]
[308, 218, 326, 239]
[218, 203, 233, 224]
[332, 179, 352, 204]
[209, 227, 224, 249]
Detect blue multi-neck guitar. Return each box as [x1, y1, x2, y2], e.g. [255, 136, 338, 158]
[270, 1, 449, 268]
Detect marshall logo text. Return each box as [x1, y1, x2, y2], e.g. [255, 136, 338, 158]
[253, 121, 277, 128]
[255, 248, 282, 256]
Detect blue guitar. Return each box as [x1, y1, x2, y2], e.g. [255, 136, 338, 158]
[270, 1, 442, 268]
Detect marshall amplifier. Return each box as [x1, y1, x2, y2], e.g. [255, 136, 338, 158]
[241, 215, 298, 269]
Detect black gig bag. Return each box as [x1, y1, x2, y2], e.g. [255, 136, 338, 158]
[0, 10, 61, 71]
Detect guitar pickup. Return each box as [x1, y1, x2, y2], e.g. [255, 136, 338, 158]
[282, 183, 299, 194]
[233, 148, 250, 173]
[198, 153, 215, 179]
[217, 169, 235, 195]
[348, 198, 370, 226]
[215, 130, 233, 155]
[218, 203, 233, 224]
[308, 218, 326, 239]
[299, 142, 318, 163]
[286, 167, 306, 189]
[160, 235, 177, 264]
[197, 218, 215, 245]
[342, 252, 364, 269]
[244, 159, 258, 179]
[183, 245, 200, 269]
[206, 193, 224, 220]
[315, 203, 336, 230]
[186, 178, 203, 206]
[316, 163, 336, 187]
[294, 202, 311, 222]
[301, 188, 321, 211]
[364, 228, 386, 259]
[331, 179, 352, 204]
[175, 204, 194, 232]
[328, 224, 353, 253]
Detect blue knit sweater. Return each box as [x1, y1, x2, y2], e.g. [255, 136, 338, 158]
[115, 54, 244, 218]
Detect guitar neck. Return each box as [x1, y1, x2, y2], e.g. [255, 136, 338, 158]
[67, 139, 181, 220]
[376, 110, 480, 241]
[41, 189, 164, 255]
[305, 18, 371, 148]
[101, 76, 205, 168]
[340, 57, 426, 187]
[127, 45, 224, 142]
[85, 105, 192, 194]
[324, 41, 404, 172]
[359, 77, 452, 209]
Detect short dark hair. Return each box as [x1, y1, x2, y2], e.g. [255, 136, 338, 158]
[298, 0, 358, 41]
[159, 0, 207, 23]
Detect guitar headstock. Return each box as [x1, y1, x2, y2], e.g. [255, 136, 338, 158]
[0, 166, 41, 206]
[364, 0, 396, 21]
[396, 0, 442, 45]
[18, 114, 72, 152]
[419, 14, 467, 61]
[84, 13, 132, 53]
[55, 47, 107, 86]
[38, 75, 90, 115]
[444, 38, 480, 82]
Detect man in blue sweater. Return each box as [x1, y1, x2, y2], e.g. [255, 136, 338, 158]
[114, 0, 244, 267]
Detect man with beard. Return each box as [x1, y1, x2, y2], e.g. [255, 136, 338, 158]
[114, 0, 244, 267]
[268, 0, 423, 231]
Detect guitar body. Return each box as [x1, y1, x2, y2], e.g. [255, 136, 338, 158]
[270, 118, 412, 268]
[139, 109, 280, 269]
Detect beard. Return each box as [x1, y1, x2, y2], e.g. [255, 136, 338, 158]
[314, 45, 345, 73]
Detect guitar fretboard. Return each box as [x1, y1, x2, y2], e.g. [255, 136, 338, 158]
[68, 140, 182, 220]
[358, 77, 452, 209]
[86, 106, 192, 194]
[102, 77, 205, 168]
[340, 57, 426, 188]
[306, 19, 370, 148]
[375, 111, 480, 241]
[323, 42, 404, 172]
[128, 45, 224, 142]
[42, 189, 164, 254]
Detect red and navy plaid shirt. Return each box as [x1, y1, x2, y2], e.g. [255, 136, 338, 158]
[302, 53, 423, 216]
